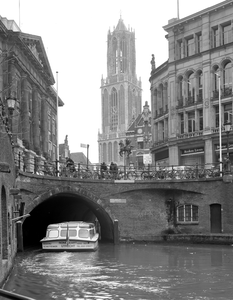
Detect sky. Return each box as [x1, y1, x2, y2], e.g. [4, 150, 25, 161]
[0, 0, 223, 163]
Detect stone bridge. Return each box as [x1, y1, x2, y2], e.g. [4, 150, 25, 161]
[15, 172, 233, 247]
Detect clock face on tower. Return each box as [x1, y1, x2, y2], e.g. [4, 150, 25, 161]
[137, 128, 142, 134]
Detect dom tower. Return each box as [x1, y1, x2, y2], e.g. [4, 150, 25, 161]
[98, 17, 142, 165]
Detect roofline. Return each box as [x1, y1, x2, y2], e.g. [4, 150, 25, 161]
[163, 0, 233, 31]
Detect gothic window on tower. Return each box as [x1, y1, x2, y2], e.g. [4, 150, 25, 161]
[120, 38, 126, 73]
[112, 38, 118, 74]
[110, 88, 118, 131]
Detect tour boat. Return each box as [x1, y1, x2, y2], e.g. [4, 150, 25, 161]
[40, 221, 99, 251]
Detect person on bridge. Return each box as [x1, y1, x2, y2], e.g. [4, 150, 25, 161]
[100, 162, 108, 179]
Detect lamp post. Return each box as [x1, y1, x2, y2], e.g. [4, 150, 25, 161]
[215, 73, 222, 176]
[6, 96, 16, 132]
[224, 120, 231, 174]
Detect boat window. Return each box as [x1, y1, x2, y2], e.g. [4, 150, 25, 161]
[60, 229, 77, 237]
[48, 230, 59, 238]
[78, 229, 89, 238]
[89, 229, 94, 239]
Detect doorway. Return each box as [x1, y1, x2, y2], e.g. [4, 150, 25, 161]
[210, 204, 222, 233]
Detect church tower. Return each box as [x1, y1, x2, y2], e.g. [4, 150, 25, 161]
[98, 17, 142, 165]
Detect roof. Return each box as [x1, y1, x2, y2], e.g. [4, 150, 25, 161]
[163, 0, 232, 31]
[70, 152, 92, 165]
[115, 17, 127, 31]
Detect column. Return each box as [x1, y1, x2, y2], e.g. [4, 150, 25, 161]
[21, 75, 30, 149]
[32, 86, 40, 154]
[41, 96, 48, 158]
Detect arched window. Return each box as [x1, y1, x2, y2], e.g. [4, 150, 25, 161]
[223, 62, 232, 96]
[177, 204, 198, 223]
[112, 38, 117, 74]
[197, 71, 203, 102]
[120, 38, 127, 73]
[177, 76, 183, 107]
[187, 72, 195, 103]
[110, 88, 118, 131]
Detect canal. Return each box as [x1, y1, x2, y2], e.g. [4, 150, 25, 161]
[1, 242, 233, 300]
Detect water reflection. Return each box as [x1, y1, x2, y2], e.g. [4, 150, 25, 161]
[2, 243, 233, 300]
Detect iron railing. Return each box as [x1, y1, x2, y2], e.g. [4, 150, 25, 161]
[14, 155, 227, 181]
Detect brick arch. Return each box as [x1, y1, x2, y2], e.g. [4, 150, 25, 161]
[25, 185, 114, 242]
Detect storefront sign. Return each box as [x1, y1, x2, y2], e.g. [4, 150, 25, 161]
[181, 147, 204, 155]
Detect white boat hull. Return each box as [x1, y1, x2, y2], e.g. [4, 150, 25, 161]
[41, 240, 98, 251]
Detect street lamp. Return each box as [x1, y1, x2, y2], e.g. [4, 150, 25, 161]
[6, 96, 16, 132]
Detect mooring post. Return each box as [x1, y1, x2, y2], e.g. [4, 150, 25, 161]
[16, 221, 24, 252]
[114, 219, 119, 244]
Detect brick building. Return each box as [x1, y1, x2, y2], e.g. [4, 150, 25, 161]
[150, 0, 233, 168]
[98, 17, 142, 165]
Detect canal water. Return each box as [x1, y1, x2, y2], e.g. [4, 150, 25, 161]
[2, 242, 233, 300]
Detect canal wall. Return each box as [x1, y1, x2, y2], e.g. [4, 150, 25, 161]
[163, 234, 233, 245]
[0, 131, 18, 287]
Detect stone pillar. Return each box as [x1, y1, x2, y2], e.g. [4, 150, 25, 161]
[41, 96, 48, 158]
[21, 75, 30, 149]
[169, 145, 179, 166]
[204, 138, 214, 166]
[32, 86, 40, 154]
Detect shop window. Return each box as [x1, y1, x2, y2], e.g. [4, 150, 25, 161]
[177, 204, 198, 223]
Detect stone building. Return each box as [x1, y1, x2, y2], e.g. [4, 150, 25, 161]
[0, 16, 63, 285]
[150, 0, 233, 168]
[124, 101, 152, 168]
[98, 17, 142, 165]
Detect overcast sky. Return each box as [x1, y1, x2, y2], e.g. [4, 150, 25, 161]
[1, 0, 222, 162]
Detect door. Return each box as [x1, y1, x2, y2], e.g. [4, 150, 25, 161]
[210, 204, 222, 233]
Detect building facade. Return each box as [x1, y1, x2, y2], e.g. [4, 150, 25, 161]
[0, 17, 63, 172]
[98, 17, 142, 165]
[0, 16, 63, 284]
[150, 0, 233, 168]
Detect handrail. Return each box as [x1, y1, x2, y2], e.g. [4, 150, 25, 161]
[0, 289, 36, 300]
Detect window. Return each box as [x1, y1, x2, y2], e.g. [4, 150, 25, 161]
[177, 40, 184, 59]
[215, 106, 219, 128]
[177, 205, 198, 223]
[61, 229, 77, 237]
[188, 111, 195, 133]
[112, 38, 118, 74]
[120, 38, 127, 73]
[79, 229, 89, 238]
[180, 113, 184, 134]
[212, 26, 218, 48]
[138, 141, 144, 149]
[197, 72, 203, 101]
[196, 33, 202, 53]
[223, 62, 232, 97]
[110, 88, 118, 131]
[222, 23, 232, 45]
[186, 37, 194, 56]
[198, 109, 203, 131]
[48, 230, 59, 238]
[224, 104, 233, 124]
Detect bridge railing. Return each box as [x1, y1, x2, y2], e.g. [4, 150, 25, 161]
[14, 155, 229, 180]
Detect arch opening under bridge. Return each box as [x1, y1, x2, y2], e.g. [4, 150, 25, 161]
[22, 186, 114, 248]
